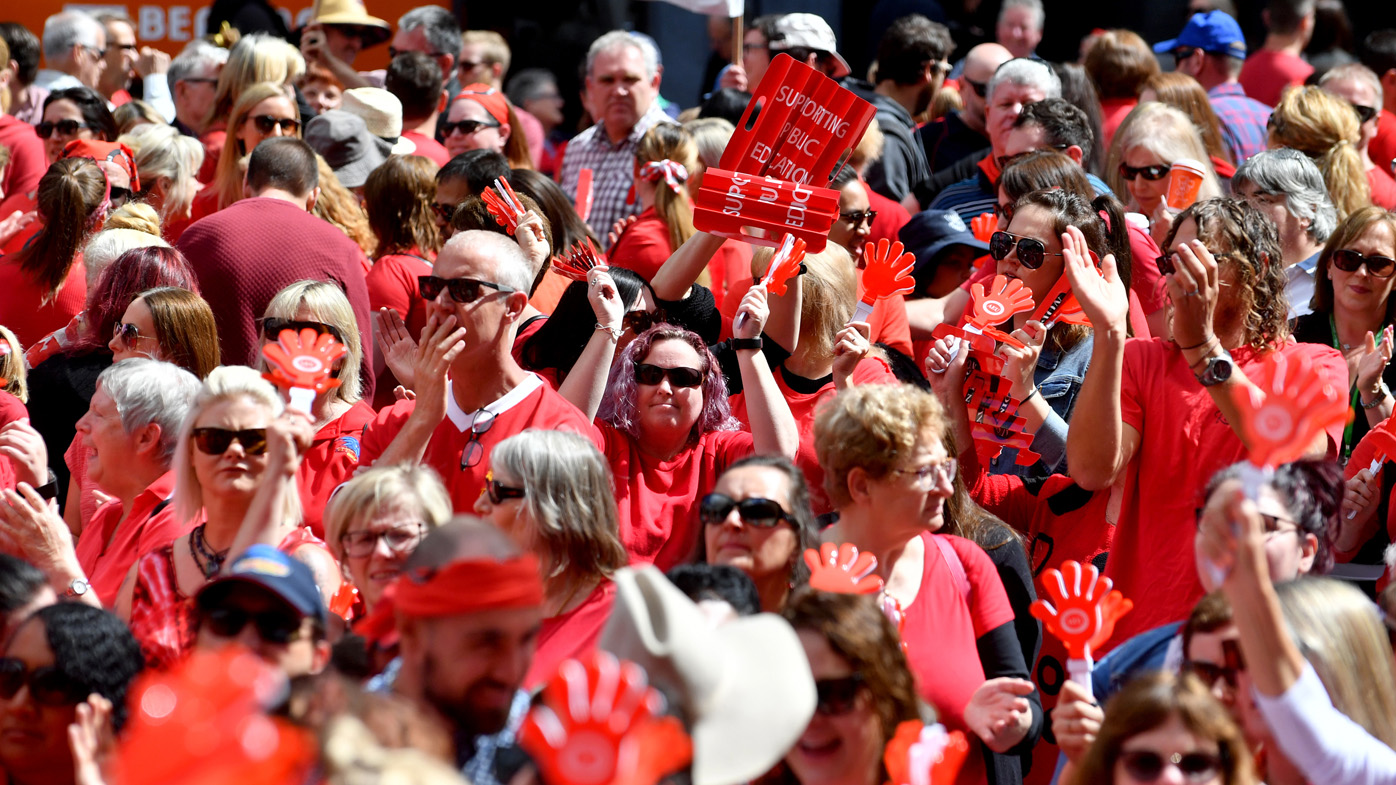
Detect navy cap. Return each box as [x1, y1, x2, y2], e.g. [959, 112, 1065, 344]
[899, 209, 990, 274]
[196, 544, 328, 627]
[1153, 11, 1247, 59]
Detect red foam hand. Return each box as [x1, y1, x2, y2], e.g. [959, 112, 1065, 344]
[261, 328, 346, 394]
[968, 275, 1035, 330]
[553, 238, 610, 282]
[970, 213, 995, 244]
[1029, 561, 1133, 660]
[328, 581, 359, 621]
[1030, 271, 1091, 328]
[805, 542, 885, 595]
[862, 239, 916, 302]
[520, 651, 693, 785]
[481, 177, 527, 234]
[1347, 417, 1396, 478]
[883, 721, 970, 785]
[576, 169, 595, 223]
[1230, 351, 1352, 469]
[763, 235, 807, 296]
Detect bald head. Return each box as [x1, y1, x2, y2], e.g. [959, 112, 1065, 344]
[961, 43, 1013, 129]
[406, 516, 523, 572]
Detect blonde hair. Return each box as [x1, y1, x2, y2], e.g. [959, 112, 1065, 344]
[263, 280, 364, 403]
[172, 365, 299, 525]
[1106, 102, 1222, 207]
[814, 384, 946, 508]
[320, 714, 465, 785]
[926, 84, 962, 122]
[120, 123, 205, 228]
[636, 124, 698, 252]
[312, 155, 375, 256]
[1268, 86, 1370, 221]
[112, 100, 165, 135]
[682, 117, 734, 170]
[324, 465, 452, 561]
[203, 33, 305, 132]
[1276, 578, 1396, 749]
[214, 82, 299, 210]
[0, 325, 28, 403]
[82, 226, 169, 289]
[461, 30, 510, 74]
[755, 242, 856, 362]
[102, 202, 162, 235]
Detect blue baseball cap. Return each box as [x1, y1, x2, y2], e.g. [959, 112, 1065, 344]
[196, 544, 328, 627]
[899, 209, 990, 275]
[1153, 11, 1247, 59]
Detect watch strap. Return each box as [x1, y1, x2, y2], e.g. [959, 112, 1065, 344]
[731, 337, 764, 351]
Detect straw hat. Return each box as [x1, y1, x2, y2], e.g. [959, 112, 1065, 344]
[309, 0, 391, 46]
[341, 87, 415, 155]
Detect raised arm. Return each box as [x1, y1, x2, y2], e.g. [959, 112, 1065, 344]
[227, 411, 315, 563]
[650, 231, 727, 301]
[0, 484, 99, 607]
[733, 286, 799, 459]
[558, 269, 625, 420]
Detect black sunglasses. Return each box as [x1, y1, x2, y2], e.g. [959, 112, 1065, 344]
[838, 209, 877, 227]
[1118, 163, 1171, 182]
[814, 674, 865, 716]
[623, 309, 665, 335]
[963, 77, 988, 98]
[109, 185, 133, 206]
[1172, 46, 1199, 62]
[634, 363, 704, 388]
[258, 316, 346, 344]
[36, 119, 95, 138]
[192, 427, 268, 456]
[1332, 248, 1396, 279]
[0, 657, 89, 706]
[389, 46, 450, 59]
[203, 606, 305, 645]
[486, 477, 526, 505]
[1354, 104, 1379, 125]
[461, 408, 497, 470]
[699, 493, 791, 528]
[251, 115, 300, 135]
[1118, 750, 1224, 783]
[990, 231, 1063, 270]
[419, 275, 516, 304]
[440, 118, 502, 137]
[430, 201, 457, 222]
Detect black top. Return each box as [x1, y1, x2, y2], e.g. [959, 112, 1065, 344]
[1291, 310, 1396, 463]
[27, 349, 112, 510]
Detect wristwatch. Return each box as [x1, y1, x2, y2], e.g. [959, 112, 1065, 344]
[1197, 351, 1234, 387]
[64, 578, 90, 600]
[731, 336, 763, 351]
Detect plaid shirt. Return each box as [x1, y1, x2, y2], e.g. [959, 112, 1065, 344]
[1209, 83, 1272, 165]
[558, 101, 674, 242]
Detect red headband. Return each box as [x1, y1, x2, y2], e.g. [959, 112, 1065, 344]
[454, 83, 511, 127]
[394, 555, 544, 618]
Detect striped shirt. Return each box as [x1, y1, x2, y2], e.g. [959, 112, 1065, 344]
[558, 102, 675, 241]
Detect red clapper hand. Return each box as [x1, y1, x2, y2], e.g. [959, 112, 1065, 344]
[970, 213, 995, 244]
[328, 581, 359, 622]
[967, 275, 1035, 348]
[520, 651, 693, 785]
[1231, 350, 1351, 497]
[805, 542, 885, 595]
[1349, 417, 1396, 479]
[553, 238, 610, 282]
[481, 176, 527, 234]
[883, 720, 970, 785]
[576, 169, 595, 223]
[1029, 560, 1132, 701]
[734, 234, 806, 333]
[853, 239, 915, 324]
[261, 328, 346, 415]
[1028, 257, 1097, 330]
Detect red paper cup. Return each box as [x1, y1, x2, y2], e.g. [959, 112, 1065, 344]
[1164, 158, 1206, 212]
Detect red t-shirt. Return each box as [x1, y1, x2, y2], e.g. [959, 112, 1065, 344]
[708, 241, 754, 335]
[402, 131, 450, 167]
[526, 580, 617, 689]
[0, 391, 27, 487]
[1369, 165, 1396, 210]
[0, 195, 40, 256]
[0, 115, 46, 204]
[1107, 338, 1346, 642]
[197, 129, 225, 185]
[1099, 97, 1138, 153]
[599, 421, 754, 571]
[1238, 50, 1314, 108]
[529, 269, 572, 317]
[0, 255, 87, 349]
[366, 251, 434, 341]
[75, 472, 184, 606]
[1372, 110, 1396, 175]
[608, 207, 671, 281]
[360, 374, 599, 512]
[1127, 220, 1167, 317]
[297, 401, 376, 540]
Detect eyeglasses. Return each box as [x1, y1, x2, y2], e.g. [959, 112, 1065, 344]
[1332, 248, 1396, 279]
[990, 231, 1063, 270]
[699, 493, 792, 528]
[1118, 750, 1224, 783]
[486, 478, 526, 505]
[258, 316, 346, 344]
[251, 115, 300, 135]
[440, 118, 501, 137]
[430, 201, 457, 222]
[838, 209, 877, 227]
[1183, 638, 1246, 691]
[181, 77, 219, 86]
[389, 46, 449, 59]
[742, 42, 770, 54]
[1354, 104, 1379, 125]
[456, 59, 486, 72]
[1118, 163, 1171, 182]
[191, 427, 269, 456]
[963, 77, 988, 98]
[340, 523, 426, 558]
[995, 201, 1016, 224]
[36, 119, 96, 138]
[891, 457, 958, 489]
[622, 309, 665, 335]
[419, 275, 516, 303]
[0, 657, 88, 706]
[460, 408, 497, 469]
[634, 363, 704, 388]
[81, 44, 107, 59]
[1172, 46, 1199, 62]
[814, 674, 865, 716]
[203, 606, 306, 645]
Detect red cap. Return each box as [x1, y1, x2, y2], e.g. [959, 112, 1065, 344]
[453, 83, 510, 127]
[62, 139, 140, 192]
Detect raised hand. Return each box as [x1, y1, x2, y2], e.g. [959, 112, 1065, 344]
[925, 334, 969, 399]
[553, 239, 609, 282]
[0, 210, 36, 248]
[373, 308, 418, 391]
[0, 483, 81, 579]
[587, 269, 625, 332]
[519, 651, 693, 785]
[997, 321, 1046, 400]
[515, 210, 551, 268]
[733, 284, 771, 340]
[884, 720, 970, 785]
[804, 542, 885, 594]
[1051, 680, 1103, 765]
[1163, 239, 1221, 350]
[1029, 560, 1132, 661]
[411, 313, 467, 425]
[861, 239, 916, 301]
[832, 322, 872, 392]
[964, 678, 1036, 753]
[1061, 241, 1127, 335]
[262, 410, 316, 479]
[1355, 326, 1394, 400]
[608, 215, 639, 248]
[0, 420, 49, 488]
[69, 693, 114, 785]
[1231, 350, 1351, 468]
[481, 177, 526, 234]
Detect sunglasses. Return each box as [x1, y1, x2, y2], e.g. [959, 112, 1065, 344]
[389, 46, 451, 59]
[1332, 248, 1396, 279]
[989, 231, 1063, 270]
[699, 493, 791, 528]
[1354, 104, 1379, 125]
[1118, 750, 1224, 783]
[634, 363, 704, 388]
[36, 119, 95, 138]
[340, 523, 426, 558]
[109, 185, 133, 206]
[963, 77, 988, 98]
[112, 321, 150, 348]
[838, 209, 878, 227]
[814, 674, 865, 716]
[419, 275, 516, 304]
[191, 427, 269, 456]
[1118, 163, 1172, 182]
[623, 309, 665, 335]
[486, 478, 526, 505]
[1172, 46, 1199, 62]
[258, 316, 345, 344]
[203, 606, 306, 644]
[440, 118, 501, 137]
[251, 115, 300, 135]
[431, 201, 457, 222]
[0, 657, 88, 706]
[461, 408, 497, 470]
[995, 201, 1016, 224]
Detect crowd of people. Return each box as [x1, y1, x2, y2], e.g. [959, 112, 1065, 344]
[2, 0, 1396, 784]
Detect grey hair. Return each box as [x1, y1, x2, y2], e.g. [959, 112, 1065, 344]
[83, 229, 169, 289]
[168, 39, 229, 87]
[684, 117, 735, 169]
[586, 30, 659, 80]
[99, 359, 202, 464]
[998, 0, 1045, 30]
[444, 230, 534, 293]
[42, 11, 103, 61]
[1233, 148, 1338, 243]
[1319, 63, 1384, 109]
[397, 6, 461, 61]
[324, 465, 452, 560]
[505, 68, 558, 106]
[987, 57, 1061, 102]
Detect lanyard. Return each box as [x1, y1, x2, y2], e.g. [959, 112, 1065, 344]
[1329, 314, 1358, 464]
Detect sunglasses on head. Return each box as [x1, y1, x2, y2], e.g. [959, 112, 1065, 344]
[963, 77, 988, 98]
[109, 185, 133, 207]
[633, 362, 704, 388]
[814, 674, 865, 716]
[251, 115, 300, 135]
[203, 606, 306, 644]
[623, 309, 665, 335]
[0, 657, 88, 706]
[37, 119, 95, 138]
[989, 231, 1063, 270]
[1118, 163, 1171, 182]
[486, 477, 526, 505]
[1332, 248, 1396, 279]
[838, 209, 878, 227]
[192, 427, 268, 456]
[440, 118, 502, 136]
[258, 316, 345, 344]
[699, 493, 791, 528]
[419, 275, 516, 304]
[1118, 750, 1224, 783]
[1354, 104, 1379, 125]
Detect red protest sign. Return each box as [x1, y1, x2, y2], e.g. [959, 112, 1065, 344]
[575, 169, 595, 223]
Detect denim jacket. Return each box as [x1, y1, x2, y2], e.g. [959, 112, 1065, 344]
[988, 333, 1093, 479]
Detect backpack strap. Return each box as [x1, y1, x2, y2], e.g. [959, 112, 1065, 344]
[932, 534, 971, 602]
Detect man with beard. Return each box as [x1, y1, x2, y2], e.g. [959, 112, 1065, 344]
[393, 518, 545, 785]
